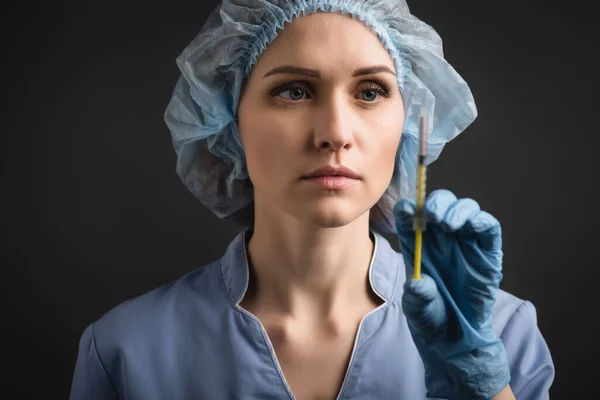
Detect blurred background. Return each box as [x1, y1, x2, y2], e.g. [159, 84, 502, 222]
[4, 0, 598, 397]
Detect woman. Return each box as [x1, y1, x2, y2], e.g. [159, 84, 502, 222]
[70, 1, 555, 399]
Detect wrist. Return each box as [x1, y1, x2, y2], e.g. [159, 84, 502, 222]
[442, 342, 511, 400]
[491, 385, 516, 400]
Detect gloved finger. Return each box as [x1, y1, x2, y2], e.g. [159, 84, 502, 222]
[393, 198, 416, 233]
[424, 189, 457, 225]
[402, 274, 447, 337]
[463, 210, 502, 253]
[440, 198, 480, 232]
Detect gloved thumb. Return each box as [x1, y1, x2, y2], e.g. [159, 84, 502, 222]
[402, 274, 447, 341]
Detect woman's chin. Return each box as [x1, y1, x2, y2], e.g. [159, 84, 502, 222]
[292, 203, 367, 228]
[309, 215, 353, 228]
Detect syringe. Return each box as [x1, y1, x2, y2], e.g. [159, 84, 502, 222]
[413, 104, 428, 280]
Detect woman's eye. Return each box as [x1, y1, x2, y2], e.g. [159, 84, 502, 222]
[281, 88, 306, 101]
[359, 83, 390, 102]
[275, 86, 310, 101]
[361, 90, 379, 102]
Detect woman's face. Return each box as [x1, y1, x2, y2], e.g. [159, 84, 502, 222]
[237, 11, 405, 229]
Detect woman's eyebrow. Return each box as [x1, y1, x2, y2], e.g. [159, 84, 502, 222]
[263, 65, 396, 78]
[263, 66, 320, 78]
[352, 66, 396, 77]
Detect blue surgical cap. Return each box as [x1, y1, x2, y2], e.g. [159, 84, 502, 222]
[164, 0, 477, 233]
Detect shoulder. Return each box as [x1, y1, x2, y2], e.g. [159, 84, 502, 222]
[492, 289, 546, 338]
[71, 257, 241, 397]
[492, 289, 555, 398]
[90, 258, 228, 351]
[491, 289, 532, 335]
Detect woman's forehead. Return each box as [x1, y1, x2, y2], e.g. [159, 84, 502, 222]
[253, 12, 395, 75]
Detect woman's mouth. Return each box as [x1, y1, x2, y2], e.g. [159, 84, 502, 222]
[301, 175, 359, 190]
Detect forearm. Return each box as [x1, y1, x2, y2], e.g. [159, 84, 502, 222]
[492, 385, 515, 400]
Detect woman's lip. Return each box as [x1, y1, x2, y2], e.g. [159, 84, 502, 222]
[301, 176, 359, 189]
[303, 165, 361, 179]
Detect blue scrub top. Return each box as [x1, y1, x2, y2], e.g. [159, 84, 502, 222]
[70, 230, 555, 399]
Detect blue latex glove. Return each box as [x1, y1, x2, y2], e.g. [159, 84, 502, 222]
[394, 189, 511, 399]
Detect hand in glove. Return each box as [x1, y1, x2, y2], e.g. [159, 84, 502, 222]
[394, 189, 511, 399]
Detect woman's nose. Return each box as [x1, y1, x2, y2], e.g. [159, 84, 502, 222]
[312, 97, 355, 151]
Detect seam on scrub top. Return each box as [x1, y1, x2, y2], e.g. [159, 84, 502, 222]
[336, 296, 392, 398]
[367, 232, 385, 303]
[353, 301, 392, 354]
[251, 313, 296, 400]
[219, 232, 252, 307]
[230, 305, 295, 399]
[499, 300, 529, 335]
[388, 249, 402, 301]
[341, 246, 403, 360]
[498, 299, 532, 399]
[218, 257, 237, 307]
[91, 322, 119, 397]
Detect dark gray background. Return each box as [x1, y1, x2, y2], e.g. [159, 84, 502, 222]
[5, 0, 598, 398]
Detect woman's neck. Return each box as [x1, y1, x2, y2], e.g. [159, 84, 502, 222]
[241, 212, 379, 321]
